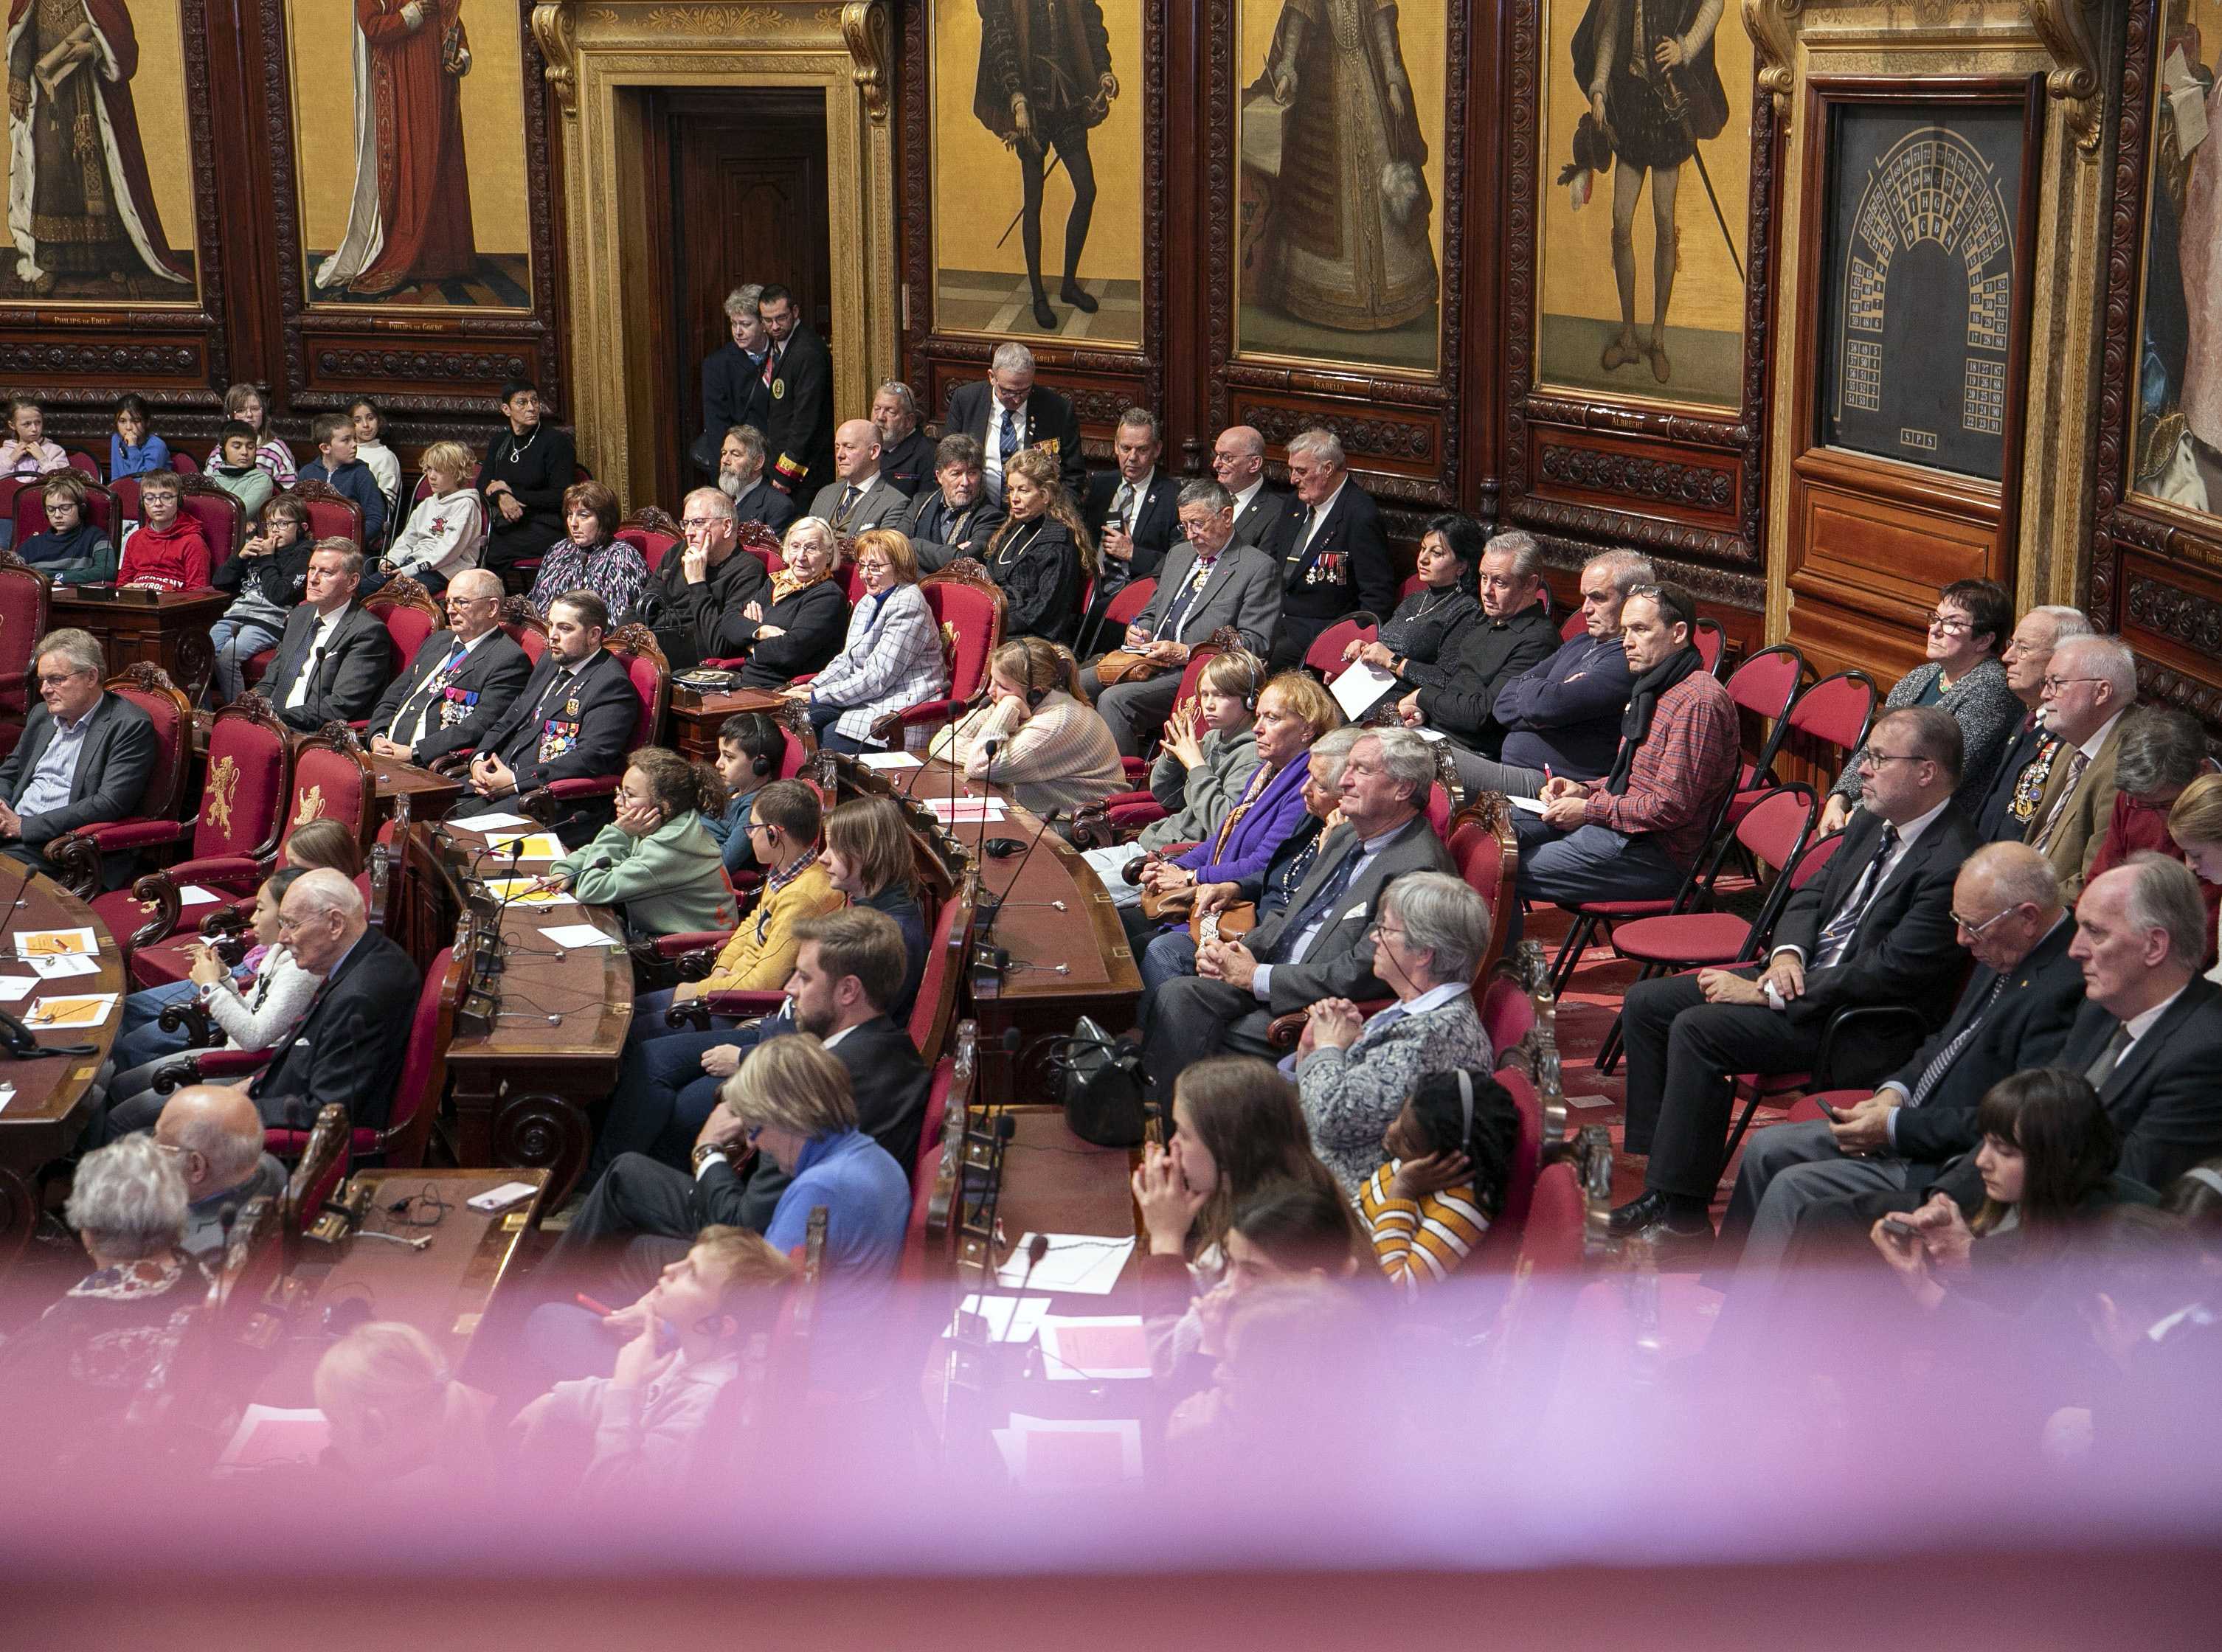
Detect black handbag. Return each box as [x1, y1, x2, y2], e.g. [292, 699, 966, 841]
[1051, 1016, 1149, 1148]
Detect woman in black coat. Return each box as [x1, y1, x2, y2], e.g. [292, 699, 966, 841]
[479, 378, 579, 580]
[733, 518, 855, 687]
[979, 448, 1092, 648]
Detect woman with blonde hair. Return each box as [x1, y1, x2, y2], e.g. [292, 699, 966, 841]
[2167, 771, 2222, 979]
[979, 447, 1093, 647]
[794, 527, 946, 754]
[314, 1321, 496, 1489]
[930, 635, 1125, 814]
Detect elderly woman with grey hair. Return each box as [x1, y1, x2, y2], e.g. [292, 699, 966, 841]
[1291, 870, 1495, 1197]
[2090, 705, 2221, 966]
[0, 1135, 204, 1462]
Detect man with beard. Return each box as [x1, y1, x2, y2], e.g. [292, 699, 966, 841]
[715, 424, 797, 538]
[898, 434, 1006, 572]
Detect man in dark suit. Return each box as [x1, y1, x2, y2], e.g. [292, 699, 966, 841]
[1143, 727, 1456, 1093]
[806, 420, 911, 536]
[1611, 706, 1982, 1254]
[718, 425, 798, 538]
[1714, 842, 2085, 1277]
[757, 284, 836, 502]
[1259, 427, 1396, 670]
[1211, 425, 1286, 549]
[263, 542, 392, 734]
[365, 569, 533, 768]
[1077, 480, 1281, 754]
[1973, 605, 2092, 841]
[944, 341, 1087, 504]
[0, 627, 158, 874]
[540, 909, 934, 1285]
[692, 283, 770, 476]
[243, 869, 421, 1133]
[900, 434, 1006, 573]
[871, 381, 936, 498]
[451, 591, 640, 842]
[1083, 409, 1183, 586]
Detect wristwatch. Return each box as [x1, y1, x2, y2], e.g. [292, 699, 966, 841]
[691, 1143, 728, 1170]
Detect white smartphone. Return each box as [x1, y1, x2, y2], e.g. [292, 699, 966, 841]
[466, 1181, 539, 1213]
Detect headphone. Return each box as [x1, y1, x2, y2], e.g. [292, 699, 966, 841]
[1020, 642, 1055, 709]
[737, 712, 780, 778]
[1234, 656, 1263, 712]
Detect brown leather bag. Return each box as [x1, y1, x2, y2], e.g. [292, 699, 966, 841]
[1193, 902, 1257, 943]
[1091, 649, 1172, 687]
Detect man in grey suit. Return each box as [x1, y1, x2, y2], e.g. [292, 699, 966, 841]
[1211, 425, 1287, 549]
[806, 420, 910, 538]
[1143, 726, 1455, 1093]
[0, 627, 159, 875]
[263, 542, 392, 734]
[1076, 480, 1281, 756]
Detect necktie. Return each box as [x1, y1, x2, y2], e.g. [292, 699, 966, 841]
[2030, 748, 2091, 852]
[1266, 845, 1361, 964]
[287, 620, 331, 710]
[997, 408, 1020, 493]
[839, 484, 860, 524]
[761, 343, 780, 388]
[1110, 481, 1134, 536]
[1154, 556, 1214, 642]
[2083, 1023, 2133, 1089]
[1813, 822, 1900, 966]
[395, 641, 467, 745]
[1906, 972, 2011, 1106]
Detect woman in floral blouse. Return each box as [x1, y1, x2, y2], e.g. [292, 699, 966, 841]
[526, 479, 648, 620]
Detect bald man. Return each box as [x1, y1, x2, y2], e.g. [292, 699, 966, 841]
[156, 1086, 287, 1256]
[1209, 425, 1287, 549]
[367, 569, 534, 767]
[808, 420, 907, 536]
[243, 869, 421, 1133]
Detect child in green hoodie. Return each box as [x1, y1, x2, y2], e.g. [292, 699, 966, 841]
[542, 748, 740, 939]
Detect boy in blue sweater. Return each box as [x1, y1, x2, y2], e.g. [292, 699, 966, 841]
[297, 411, 388, 552]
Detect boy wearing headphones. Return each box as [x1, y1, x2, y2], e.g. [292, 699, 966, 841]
[704, 711, 784, 878]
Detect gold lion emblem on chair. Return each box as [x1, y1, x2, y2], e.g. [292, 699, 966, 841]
[205, 756, 238, 838]
[939, 620, 958, 670]
[293, 784, 325, 826]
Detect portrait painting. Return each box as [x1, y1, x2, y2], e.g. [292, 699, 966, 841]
[930, 0, 1144, 344]
[1534, 0, 1753, 410]
[286, 0, 532, 309]
[1233, 0, 1446, 375]
[0, 0, 199, 303]
[2131, 0, 2222, 520]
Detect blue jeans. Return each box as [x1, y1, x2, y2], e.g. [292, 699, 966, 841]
[589, 1027, 741, 1178]
[1140, 929, 1197, 994]
[210, 617, 283, 704]
[114, 981, 202, 1071]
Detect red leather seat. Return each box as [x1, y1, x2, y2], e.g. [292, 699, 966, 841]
[0, 553, 50, 763]
[176, 477, 243, 572]
[1304, 617, 1375, 677]
[263, 945, 457, 1167]
[13, 480, 117, 547]
[286, 482, 364, 549]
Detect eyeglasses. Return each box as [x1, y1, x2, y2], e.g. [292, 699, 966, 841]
[680, 519, 723, 534]
[1858, 750, 1921, 768]
[1951, 904, 2019, 938]
[1365, 920, 1407, 943]
[35, 670, 86, 687]
[2040, 676, 2102, 695]
[1925, 611, 1973, 634]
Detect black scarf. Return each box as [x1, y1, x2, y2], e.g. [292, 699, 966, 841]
[1605, 643, 1703, 796]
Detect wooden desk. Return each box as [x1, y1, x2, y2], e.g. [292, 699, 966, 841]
[437, 820, 629, 1204]
[54, 588, 230, 706]
[252, 1168, 547, 1406]
[371, 754, 462, 824]
[995, 1107, 1141, 1306]
[0, 870, 125, 1249]
[665, 684, 787, 759]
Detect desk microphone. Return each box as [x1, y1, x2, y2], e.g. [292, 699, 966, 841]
[973, 805, 1059, 960]
[1017, 1231, 1048, 1294]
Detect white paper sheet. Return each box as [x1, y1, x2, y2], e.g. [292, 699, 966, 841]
[1329, 660, 1399, 722]
[179, 886, 223, 906]
[539, 923, 621, 948]
[15, 926, 97, 959]
[857, 751, 922, 769]
[24, 992, 117, 1029]
[217, 1405, 330, 1474]
[27, 952, 100, 979]
[992, 1232, 1135, 1295]
[1038, 1315, 1153, 1381]
[949, 1294, 1053, 1344]
[0, 976, 35, 1002]
[0, 1084, 15, 1114]
[455, 812, 533, 832]
[921, 796, 1008, 822]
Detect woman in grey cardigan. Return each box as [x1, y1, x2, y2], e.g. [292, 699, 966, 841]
[1292, 872, 1495, 1197]
[1137, 651, 1267, 853]
[1821, 577, 2024, 834]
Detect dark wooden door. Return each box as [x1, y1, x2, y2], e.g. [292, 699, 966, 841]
[643, 88, 833, 512]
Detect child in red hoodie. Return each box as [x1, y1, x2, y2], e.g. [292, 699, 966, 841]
[119, 471, 213, 591]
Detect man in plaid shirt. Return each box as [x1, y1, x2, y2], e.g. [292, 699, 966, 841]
[1511, 582, 1738, 913]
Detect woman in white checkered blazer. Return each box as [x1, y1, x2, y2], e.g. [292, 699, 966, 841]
[794, 528, 947, 753]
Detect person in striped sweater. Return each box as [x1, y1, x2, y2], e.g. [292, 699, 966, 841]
[1359, 1066, 1520, 1294]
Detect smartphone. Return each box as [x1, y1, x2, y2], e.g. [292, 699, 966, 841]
[1880, 1215, 1924, 1240]
[1814, 1098, 1847, 1123]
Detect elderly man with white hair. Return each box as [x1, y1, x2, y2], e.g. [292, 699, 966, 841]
[623, 485, 772, 671]
[367, 569, 534, 767]
[237, 868, 421, 1133]
[1259, 427, 1396, 671]
[943, 341, 1087, 503]
[2022, 631, 2141, 898]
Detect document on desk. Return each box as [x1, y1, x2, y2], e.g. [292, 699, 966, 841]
[857, 751, 922, 770]
[1329, 660, 1399, 723]
[25, 993, 117, 1029]
[992, 1232, 1135, 1294]
[216, 1405, 330, 1475]
[0, 976, 37, 1002]
[456, 812, 533, 832]
[1039, 1315, 1152, 1380]
[27, 951, 100, 979]
[15, 926, 97, 959]
[949, 1293, 1052, 1344]
[992, 1414, 1143, 1488]
[921, 796, 1008, 823]
[480, 879, 575, 906]
[539, 923, 621, 948]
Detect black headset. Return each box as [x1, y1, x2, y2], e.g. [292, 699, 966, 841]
[1022, 643, 1054, 709]
[1236, 657, 1263, 711]
[734, 712, 781, 778]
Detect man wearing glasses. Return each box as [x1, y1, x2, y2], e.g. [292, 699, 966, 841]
[367, 569, 533, 768]
[2021, 632, 2140, 899]
[1610, 704, 1982, 1257]
[0, 628, 157, 878]
[621, 487, 772, 671]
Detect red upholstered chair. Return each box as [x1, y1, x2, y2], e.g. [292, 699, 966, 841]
[1398, 571, 1427, 602]
[0, 552, 51, 762]
[519, 624, 668, 822]
[66, 450, 100, 482]
[364, 577, 445, 696]
[737, 518, 786, 579]
[1559, 608, 1587, 642]
[108, 474, 139, 524]
[176, 475, 243, 571]
[1447, 794, 1520, 984]
[1101, 575, 1155, 635]
[1067, 632, 1237, 845]
[43, 664, 194, 898]
[13, 480, 117, 546]
[1479, 975, 1535, 1061]
[868, 563, 1006, 750]
[1694, 617, 1728, 676]
[169, 450, 201, 476]
[1304, 617, 1374, 677]
[498, 596, 550, 665]
[840, 558, 866, 603]
[286, 480, 364, 549]
[1470, 1063, 1548, 1267]
[96, 693, 293, 962]
[617, 505, 681, 572]
[909, 881, 975, 1063]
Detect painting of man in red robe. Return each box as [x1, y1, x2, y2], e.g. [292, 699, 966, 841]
[314, 0, 475, 299]
[4, 0, 193, 297]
